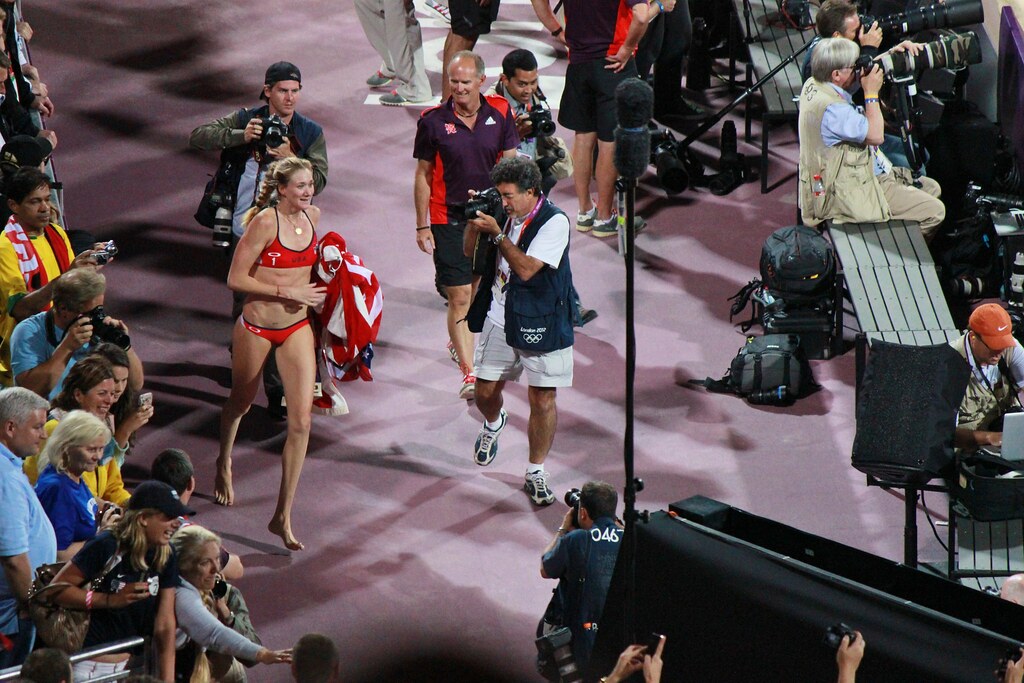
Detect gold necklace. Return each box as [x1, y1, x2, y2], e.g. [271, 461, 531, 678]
[282, 212, 304, 235]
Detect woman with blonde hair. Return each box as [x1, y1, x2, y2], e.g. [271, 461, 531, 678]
[34, 410, 120, 560]
[171, 525, 290, 682]
[216, 156, 326, 551]
[50, 480, 187, 681]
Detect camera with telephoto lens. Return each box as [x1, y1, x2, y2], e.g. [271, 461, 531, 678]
[823, 622, 857, 651]
[860, 0, 983, 38]
[747, 385, 790, 405]
[83, 305, 131, 350]
[858, 30, 983, 79]
[210, 189, 234, 248]
[260, 114, 290, 148]
[535, 626, 582, 683]
[212, 578, 228, 600]
[93, 240, 118, 266]
[565, 488, 582, 528]
[525, 108, 556, 138]
[464, 187, 503, 221]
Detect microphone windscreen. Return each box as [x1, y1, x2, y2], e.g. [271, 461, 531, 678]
[615, 78, 654, 130]
[614, 127, 650, 180]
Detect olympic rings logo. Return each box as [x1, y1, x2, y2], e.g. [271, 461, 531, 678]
[523, 333, 544, 344]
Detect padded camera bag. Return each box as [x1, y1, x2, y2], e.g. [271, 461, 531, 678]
[760, 225, 835, 303]
[953, 451, 1024, 522]
[728, 334, 813, 398]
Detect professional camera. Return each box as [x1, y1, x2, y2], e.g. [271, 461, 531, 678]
[861, 0, 983, 38]
[260, 114, 290, 148]
[83, 305, 131, 350]
[565, 488, 581, 528]
[535, 626, 582, 683]
[965, 182, 1024, 212]
[93, 240, 118, 266]
[464, 187, 503, 221]
[207, 189, 234, 248]
[650, 130, 689, 195]
[524, 108, 556, 138]
[212, 578, 228, 600]
[822, 622, 857, 651]
[866, 30, 982, 78]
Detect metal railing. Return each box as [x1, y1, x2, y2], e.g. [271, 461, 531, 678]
[0, 637, 148, 682]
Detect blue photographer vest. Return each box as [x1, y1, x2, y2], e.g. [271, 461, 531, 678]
[466, 197, 574, 353]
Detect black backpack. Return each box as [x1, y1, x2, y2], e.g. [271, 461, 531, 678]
[692, 334, 816, 405]
[760, 225, 835, 303]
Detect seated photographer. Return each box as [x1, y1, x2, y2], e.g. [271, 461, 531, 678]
[33, 410, 121, 561]
[540, 481, 622, 675]
[170, 525, 291, 682]
[9, 267, 142, 400]
[0, 168, 106, 387]
[797, 37, 945, 240]
[151, 447, 244, 581]
[951, 304, 1024, 450]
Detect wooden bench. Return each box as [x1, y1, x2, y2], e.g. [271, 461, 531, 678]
[729, 0, 810, 193]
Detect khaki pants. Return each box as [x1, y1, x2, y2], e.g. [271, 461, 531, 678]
[880, 170, 945, 241]
[354, 0, 431, 101]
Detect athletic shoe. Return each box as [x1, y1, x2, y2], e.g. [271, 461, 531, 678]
[459, 374, 476, 400]
[576, 306, 598, 327]
[576, 205, 597, 232]
[525, 470, 555, 506]
[592, 215, 647, 238]
[447, 340, 460, 365]
[473, 408, 507, 466]
[425, 0, 452, 23]
[366, 71, 394, 88]
[380, 90, 432, 106]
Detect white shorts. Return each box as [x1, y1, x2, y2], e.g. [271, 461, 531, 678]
[474, 318, 573, 387]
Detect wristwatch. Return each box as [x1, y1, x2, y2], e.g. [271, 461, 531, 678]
[492, 233, 506, 246]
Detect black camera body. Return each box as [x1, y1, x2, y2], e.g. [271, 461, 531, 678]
[525, 108, 556, 138]
[261, 114, 290, 148]
[93, 240, 118, 266]
[565, 488, 582, 528]
[83, 305, 131, 350]
[823, 622, 857, 651]
[535, 626, 582, 683]
[464, 187, 503, 221]
[212, 578, 228, 600]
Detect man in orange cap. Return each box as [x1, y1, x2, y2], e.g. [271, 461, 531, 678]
[952, 303, 1024, 449]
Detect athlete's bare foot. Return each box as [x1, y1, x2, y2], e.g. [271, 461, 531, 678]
[268, 516, 304, 551]
[214, 459, 234, 506]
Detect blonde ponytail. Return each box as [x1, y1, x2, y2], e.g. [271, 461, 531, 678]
[242, 157, 314, 227]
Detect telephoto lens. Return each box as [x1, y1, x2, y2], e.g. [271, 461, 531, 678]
[746, 386, 789, 405]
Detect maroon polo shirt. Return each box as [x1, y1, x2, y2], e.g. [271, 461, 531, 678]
[413, 94, 519, 225]
[562, 0, 645, 63]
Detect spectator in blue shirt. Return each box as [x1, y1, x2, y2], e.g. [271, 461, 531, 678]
[34, 410, 119, 560]
[0, 386, 53, 669]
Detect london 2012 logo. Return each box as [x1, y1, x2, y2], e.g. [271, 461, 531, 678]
[520, 326, 547, 345]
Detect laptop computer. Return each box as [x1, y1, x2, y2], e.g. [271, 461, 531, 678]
[998, 411, 1024, 461]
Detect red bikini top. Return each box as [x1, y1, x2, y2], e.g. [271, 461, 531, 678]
[259, 208, 318, 269]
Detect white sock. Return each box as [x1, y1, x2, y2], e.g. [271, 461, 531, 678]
[527, 464, 544, 476]
[485, 414, 504, 430]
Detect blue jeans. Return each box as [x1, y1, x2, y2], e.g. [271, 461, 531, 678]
[0, 618, 36, 670]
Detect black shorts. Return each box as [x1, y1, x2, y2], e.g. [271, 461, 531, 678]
[431, 222, 472, 288]
[558, 59, 639, 142]
[449, 0, 500, 38]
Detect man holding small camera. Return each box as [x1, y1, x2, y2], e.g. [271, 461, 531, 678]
[539, 481, 622, 675]
[464, 157, 573, 505]
[190, 61, 328, 417]
[9, 268, 141, 400]
[797, 37, 945, 240]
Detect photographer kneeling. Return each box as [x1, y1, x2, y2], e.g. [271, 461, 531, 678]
[797, 37, 945, 241]
[538, 481, 622, 678]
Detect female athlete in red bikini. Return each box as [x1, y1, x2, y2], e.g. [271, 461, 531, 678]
[216, 157, 326, 551]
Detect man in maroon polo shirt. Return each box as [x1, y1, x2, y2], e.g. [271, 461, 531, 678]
[530, 0, 672, 238]
[413, 50, 518, 400]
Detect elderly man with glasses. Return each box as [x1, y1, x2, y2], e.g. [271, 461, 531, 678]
[796, 37, 945, 240]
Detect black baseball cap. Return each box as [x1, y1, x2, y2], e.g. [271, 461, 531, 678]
[260, 61, 302, 100]
[1, 135, 52, 169]
[128, 480, 196, 517]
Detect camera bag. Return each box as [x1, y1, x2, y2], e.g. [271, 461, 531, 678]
[692, 334, 816, 404]
[760, 224, 835, 303]
[953, 451, 1024, 522]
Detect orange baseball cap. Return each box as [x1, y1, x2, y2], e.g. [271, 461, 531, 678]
[969, 304, 1017, 351]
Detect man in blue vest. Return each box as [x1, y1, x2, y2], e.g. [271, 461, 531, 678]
[464, 157, 574, 505]
[189, 61, 328, 418]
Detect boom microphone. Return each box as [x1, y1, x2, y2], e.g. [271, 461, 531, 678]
[614, 79, 654, 180]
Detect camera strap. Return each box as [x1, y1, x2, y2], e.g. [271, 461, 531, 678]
[44, 309, 61, 348]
